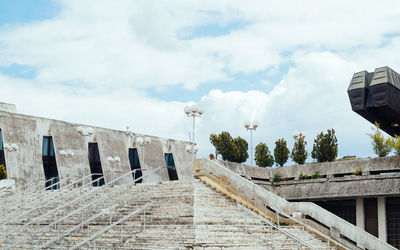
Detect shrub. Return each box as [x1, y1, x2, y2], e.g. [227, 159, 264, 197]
[368, 122, 392, 157]
[389, 135, 400, 156]
[299, 172, 309, 180]
[273, 173, 281, 182]
[311, 129, 338, 162]
[0, 164, 7, 180]
[255, 142, 274, 168]
[352, 167, 363, 176]
[311, 170, 322, 179]
[274, 138, 290, 167]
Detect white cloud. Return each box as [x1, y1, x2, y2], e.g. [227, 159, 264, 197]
[1, 0, 400, 164]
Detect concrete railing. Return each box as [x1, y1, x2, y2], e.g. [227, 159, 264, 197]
[194, 158, 396, 250]
[217, 156, 400, 181]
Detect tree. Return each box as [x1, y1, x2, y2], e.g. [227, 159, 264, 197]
[291, 132, 308, 165]
[233, 137, 249, 163]
[368, 122, 392, 157]
[311, 129, 338, 162]
[254, 142, 274, 167]
[274, 138, 289, 167]
[209, 131, 248, 163]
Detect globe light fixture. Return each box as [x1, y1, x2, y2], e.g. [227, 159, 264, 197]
[184, 104, 204, 167]
[136, 136, 151, 176]
[244, 120, 260, 166]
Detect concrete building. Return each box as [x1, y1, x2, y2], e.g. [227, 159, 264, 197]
[0, 103, 193, 187]
[0, 103, 398, 249]
[218, 157, 400, 249]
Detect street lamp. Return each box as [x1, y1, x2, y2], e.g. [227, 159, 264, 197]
[184, 104, 204, 167]
[107, 156, 120, 184]
[244, 120, 259, 166]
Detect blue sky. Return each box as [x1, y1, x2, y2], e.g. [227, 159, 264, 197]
[1, 0, 400, 165]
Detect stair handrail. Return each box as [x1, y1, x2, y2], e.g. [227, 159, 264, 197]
[2, 166, 164, 247]
[5, 178, 133, 249]
[276, 207, 349, 249]
[0, 176, 59, 212]
[195, 158, 396, 250]
[36, 204, 119, 249]
[237, 204, 317, 250]
[0, 172, 95, 227]
[69, 202, 154, 250]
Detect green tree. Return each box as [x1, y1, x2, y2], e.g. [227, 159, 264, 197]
[291, 132, 308, 165]
[311, 129, 338, 162]
[389, 134, 400, 155]
[209, 132, 248, 163]
[232, 137, 249, 163]
[254, 142, 274, 167]
[274, 138, 290, 167]
[368, 122, 392, 157]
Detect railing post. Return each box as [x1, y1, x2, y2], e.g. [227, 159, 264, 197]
[143, 207, 146, 230]
[277, 211, 280, 227]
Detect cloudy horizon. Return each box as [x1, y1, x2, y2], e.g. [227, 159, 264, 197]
[1, 0, 400, 165]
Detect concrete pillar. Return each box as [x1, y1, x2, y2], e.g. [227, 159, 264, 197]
[377, 197, 387, 242]
[356, 198, 365, 230]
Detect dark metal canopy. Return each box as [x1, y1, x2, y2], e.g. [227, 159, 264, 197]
[348, 66, 400, 137]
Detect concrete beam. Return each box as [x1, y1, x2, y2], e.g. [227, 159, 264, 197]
[378, 197, 387, 242]
[356, 198, 365, 230]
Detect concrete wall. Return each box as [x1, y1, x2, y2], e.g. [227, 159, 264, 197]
[218, 157, 400, 200]
[0, 110, 193, 186]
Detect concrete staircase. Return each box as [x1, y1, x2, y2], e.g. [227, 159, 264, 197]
[0, 179, 336, 249]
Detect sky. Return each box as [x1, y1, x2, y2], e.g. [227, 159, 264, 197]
[0, 0, 400, 165]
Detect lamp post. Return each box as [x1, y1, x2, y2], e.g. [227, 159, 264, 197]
[244, 120, 259, 166]
[136, 137, 151, 179]
[184, 105, 204, 167]
[185, 144, 199, 167]
[107, 156, 120, 184]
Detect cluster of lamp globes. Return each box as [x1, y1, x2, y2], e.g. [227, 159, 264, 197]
[3, 143, 19, 152]
[136, 136, 151, 146]
[243, 120, 260, 130]
[185, 144, 199, 153]
[107, 156, 121, 163]
[59, 149, 74, 157]
[77, 126, 95, 136]
[184, 105, 204, 116]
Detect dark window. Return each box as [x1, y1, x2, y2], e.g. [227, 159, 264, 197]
[0, 129, 6, 171]
[314, 200, 356, 225]
[364, 198, 378, 237]
[387, 197, 400, 249]
[42, 136, 60, 190]
[88, 143, 104, 186]
[164, 153, 178, 181]
[129, 148, 142, 183]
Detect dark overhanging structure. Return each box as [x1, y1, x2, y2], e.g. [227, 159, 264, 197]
[348, 66, 400, 137]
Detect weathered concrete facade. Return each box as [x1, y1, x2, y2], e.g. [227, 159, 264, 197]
[217, 157, 400, 248]
[0, 108, 193, 186]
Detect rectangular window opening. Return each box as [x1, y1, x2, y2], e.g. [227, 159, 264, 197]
[164, 153, 178, 181]
[88, 143, 105, 186]
[129, 148, 142, 183]
[42, 136, 60, 190]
